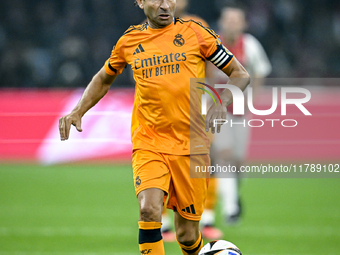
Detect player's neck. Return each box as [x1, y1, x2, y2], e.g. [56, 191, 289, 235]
[147, 18, 174, 29]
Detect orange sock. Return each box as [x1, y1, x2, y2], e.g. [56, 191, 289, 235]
[177, 231, 203, 255]
[139, 221, 164, 255]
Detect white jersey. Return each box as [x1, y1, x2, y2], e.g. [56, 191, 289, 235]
[211, 33, 272, 160]
[241, 33, 272, 77]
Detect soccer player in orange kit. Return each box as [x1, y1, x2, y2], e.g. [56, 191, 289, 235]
[59, 1, 250, 254]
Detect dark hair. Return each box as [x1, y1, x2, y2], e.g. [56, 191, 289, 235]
[134, 1, 138, 6]
[222, 2, 247, 14]
[220, 2, 248, 20]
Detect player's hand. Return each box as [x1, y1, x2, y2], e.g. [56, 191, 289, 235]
[59, 113, 83, 141]
[205, 104, 227, 134]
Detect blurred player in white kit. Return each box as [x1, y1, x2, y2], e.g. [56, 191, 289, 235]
[203, 3, 272, 226]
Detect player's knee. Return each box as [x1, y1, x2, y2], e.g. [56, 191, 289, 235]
[176, 226, 198, 246]
[140, 204, 162, 222]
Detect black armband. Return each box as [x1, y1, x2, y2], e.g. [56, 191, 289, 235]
[207, 43, 234, 70]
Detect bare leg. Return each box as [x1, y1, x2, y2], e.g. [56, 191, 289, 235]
[137, 188, 165, 255]
[174, 211, 203, 255]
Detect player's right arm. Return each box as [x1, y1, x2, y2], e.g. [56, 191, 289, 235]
[59, 67, 117, 141]
[59, 29, 128, 141]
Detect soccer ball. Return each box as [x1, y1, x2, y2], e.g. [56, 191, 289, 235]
[198, 240, 242, 255]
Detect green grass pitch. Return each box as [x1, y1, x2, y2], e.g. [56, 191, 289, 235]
[0, 164, 339, 255]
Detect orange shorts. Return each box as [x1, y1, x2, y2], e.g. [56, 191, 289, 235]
[132, 150, 210, 221]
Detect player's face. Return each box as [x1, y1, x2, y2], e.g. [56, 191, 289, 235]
[219, 8, 246, 39]
[138, 0, 176, 29]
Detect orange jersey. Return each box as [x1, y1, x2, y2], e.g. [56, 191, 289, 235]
[104, 18, 234, 155]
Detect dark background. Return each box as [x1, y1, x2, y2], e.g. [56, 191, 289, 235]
[0, 0, 339, 88]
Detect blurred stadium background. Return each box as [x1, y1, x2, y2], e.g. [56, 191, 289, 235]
[0, 0, 339, 254]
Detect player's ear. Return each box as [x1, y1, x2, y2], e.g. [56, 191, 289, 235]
[136, 0, 144, 9]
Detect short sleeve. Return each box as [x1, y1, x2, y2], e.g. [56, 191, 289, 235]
[190, 22, 234, 70]
[104, 37, 128, 76]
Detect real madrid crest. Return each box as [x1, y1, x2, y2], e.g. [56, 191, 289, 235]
[135, 176, 141, 188]
[173, 34, 185, 47]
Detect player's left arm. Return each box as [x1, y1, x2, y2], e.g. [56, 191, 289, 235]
[205, 58, 250, 133]
[220, 58, 250, 107]
[193, 22, 250, 132]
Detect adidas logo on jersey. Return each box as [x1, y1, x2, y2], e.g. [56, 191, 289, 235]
[133, 44, 145, 55]
[182, 204, 196, 214]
